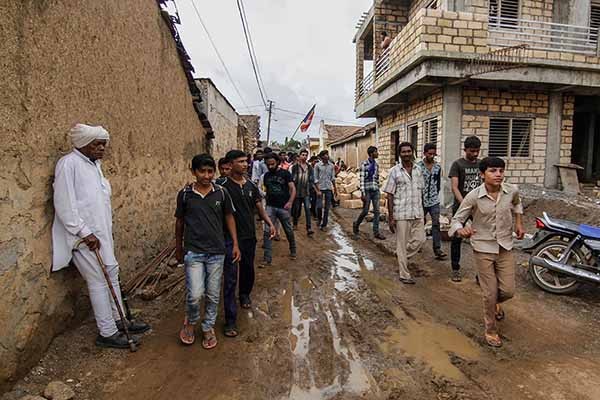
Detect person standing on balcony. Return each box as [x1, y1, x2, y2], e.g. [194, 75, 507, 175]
[448, 136, 482, 282]
[353, 146, 385, 241]
[380, 31, 392, 50]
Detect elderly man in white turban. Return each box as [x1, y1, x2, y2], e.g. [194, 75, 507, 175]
[52, 123, 149, 349]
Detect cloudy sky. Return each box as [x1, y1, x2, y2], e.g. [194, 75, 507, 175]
[172, 0, 373, 144]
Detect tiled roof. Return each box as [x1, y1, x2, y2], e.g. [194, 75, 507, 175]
[328, 122, 376, 146]
[324, 124, 363, 145]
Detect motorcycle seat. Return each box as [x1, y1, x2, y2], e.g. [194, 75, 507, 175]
[545, 215, 581, 233]
[579, 224, 600, 239]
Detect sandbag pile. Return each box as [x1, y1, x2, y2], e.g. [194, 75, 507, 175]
[335, 169, 388, 218]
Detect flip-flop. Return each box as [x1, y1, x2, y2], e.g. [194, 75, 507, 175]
[179, 317, 195, 345]
[495, 306, 506, 321]
[202, 329, 218, 349]
[224, 325, 239, 338]
[485, 333, 502, 348]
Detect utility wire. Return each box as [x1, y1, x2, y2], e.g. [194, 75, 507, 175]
[238, 0, 269, 101]
[236, 0, 268, 108]
[274, 107, 359, 125]
[188, 0, 249, 109]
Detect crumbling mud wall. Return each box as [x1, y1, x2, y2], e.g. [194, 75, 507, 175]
[0, 0, 206, 390]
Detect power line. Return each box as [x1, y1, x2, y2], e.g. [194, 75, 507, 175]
[188, 0, 249, 109]
[236, 0, 268, 108]
[274, 107, 359, 125]
[238, 0, 269, 101]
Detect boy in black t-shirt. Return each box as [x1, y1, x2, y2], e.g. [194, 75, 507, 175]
[217, 150, 275, 332]
[175, 154, 240, 348]
[262, 152, 297, 266]
[448, 136, 481, 282]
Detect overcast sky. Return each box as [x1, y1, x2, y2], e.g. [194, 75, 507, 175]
[173, 0, 373, 144]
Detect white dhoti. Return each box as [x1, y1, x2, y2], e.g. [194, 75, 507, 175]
[72, 248, 124, 337]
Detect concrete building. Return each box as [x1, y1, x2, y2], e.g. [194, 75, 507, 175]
[354, 0, 600, 198]
[329, 123, 377, 169]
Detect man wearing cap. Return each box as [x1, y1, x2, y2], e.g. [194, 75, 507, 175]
[52, 123, 149, 349]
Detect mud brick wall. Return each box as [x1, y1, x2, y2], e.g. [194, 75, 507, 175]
[461, 88, 551, 184]
[0, 0, 207, 389]
[377, 90, 443, 169]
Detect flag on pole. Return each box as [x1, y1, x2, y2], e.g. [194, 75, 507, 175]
[300, 104, 316, 133]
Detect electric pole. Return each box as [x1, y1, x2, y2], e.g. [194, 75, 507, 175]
[266, 100, 273, 147]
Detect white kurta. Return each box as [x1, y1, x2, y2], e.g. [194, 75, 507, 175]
[52, 150, 117, 271]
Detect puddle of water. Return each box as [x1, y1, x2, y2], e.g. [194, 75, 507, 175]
[288, 378, 341, 400]
[380, 315, 480, 380]
[329, 225, 377, 292]
[290, 296, 314, 357]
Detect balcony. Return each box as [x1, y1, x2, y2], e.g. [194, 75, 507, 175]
[356, 8, 600, 107]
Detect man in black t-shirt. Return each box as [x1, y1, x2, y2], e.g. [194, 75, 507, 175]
[175, 154, 240, 348]
[262, 152, 297, 266]
[448, 135, 481, 282]
[217, 151, 276, 331]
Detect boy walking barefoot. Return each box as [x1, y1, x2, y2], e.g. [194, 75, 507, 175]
[175, 154, 240, 348]
[449, 157, 525, 348]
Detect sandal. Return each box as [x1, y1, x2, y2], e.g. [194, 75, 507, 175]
[224, 324, 239, 338]
[179, 317, 195, 345]
[495, 305, 506, 321]
[202, 329, 218, 349]
[485, 333, 502, 348]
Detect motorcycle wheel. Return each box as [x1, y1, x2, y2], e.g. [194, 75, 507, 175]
[529, 239, 583, 295]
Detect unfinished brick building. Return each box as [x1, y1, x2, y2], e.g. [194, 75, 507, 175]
[354, 0, 600, 201]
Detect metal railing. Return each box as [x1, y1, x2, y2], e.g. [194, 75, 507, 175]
[489, 16, 600, 56]
[356, 47, 391, 100]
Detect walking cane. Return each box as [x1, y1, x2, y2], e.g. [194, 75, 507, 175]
[74, 241, 138, 352]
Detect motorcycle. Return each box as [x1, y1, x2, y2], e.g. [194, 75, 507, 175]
[522, 212, 600, 294]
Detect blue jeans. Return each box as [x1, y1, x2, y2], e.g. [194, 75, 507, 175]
[184, 251, 225, 331]
[292, 196, 312, 230]
[354, 189, 380, 233]
[264, 206, 296, 263]
[317, 190, 333, 228]
[423, 204, 442, 252]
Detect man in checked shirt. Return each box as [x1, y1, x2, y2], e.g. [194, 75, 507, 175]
[353, 146, 385, 240]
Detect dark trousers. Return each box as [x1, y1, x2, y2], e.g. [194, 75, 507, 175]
[223, 239, 238, 326]
[238, 238, 257, 301]
[423, 204, 442, 252]
[292, 196, 312, 230]
[450, 203, 462, 270]
[354, 189, 380, 233]
[317, 189, 333, 228]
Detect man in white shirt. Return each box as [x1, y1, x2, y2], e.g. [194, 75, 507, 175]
[52, 124, 149, 349]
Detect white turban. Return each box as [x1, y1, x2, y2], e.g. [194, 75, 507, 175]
[70, 123, 110, 148]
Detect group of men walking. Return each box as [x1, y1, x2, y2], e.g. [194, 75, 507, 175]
[52, 123, 523, 352]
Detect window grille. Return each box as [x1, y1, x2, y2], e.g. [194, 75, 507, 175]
[423, 117, 439, 147]
[489, 0, 520, 28]
[592, 4, 600, 42]
[489, 118, 531, 158]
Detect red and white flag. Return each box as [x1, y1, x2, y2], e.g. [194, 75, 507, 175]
[300, 104, 316, 133]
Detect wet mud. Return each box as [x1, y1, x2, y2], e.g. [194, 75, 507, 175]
[7, 213, 600, 400]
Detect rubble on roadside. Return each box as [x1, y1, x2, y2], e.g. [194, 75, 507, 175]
[335, 169, 388, 219]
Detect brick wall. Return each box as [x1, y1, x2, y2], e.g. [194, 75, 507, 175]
[461, 87, 550, 184]
[464, 0, 488, 14]
[560, 95, 575, 164]
[374, 0, 409, 60]
[377, 90, 443, 169]
[521, 0, 554, 22]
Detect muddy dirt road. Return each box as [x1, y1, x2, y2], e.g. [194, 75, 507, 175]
[10, 212, 600, 400]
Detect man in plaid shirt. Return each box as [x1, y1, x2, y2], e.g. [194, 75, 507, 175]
[353, 146, 385, 240]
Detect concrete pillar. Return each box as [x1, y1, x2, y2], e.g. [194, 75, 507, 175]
[441, 86, 463, 208]
[356, 39, 365, 93]
[544, 93, 563, 188]
[569, 0, 591, 26]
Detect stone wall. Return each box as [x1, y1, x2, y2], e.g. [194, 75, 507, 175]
[239, 115, 260, 154]
[521, 0, 554, 22]
[461, 87, 550, 184]
[376, 90, 443, 169]
[560, 95, 575, 165]
[374, 0, 409, 59]
[0, 0, 206, 390]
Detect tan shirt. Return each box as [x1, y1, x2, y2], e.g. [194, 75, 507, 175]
[449, 183, 523, 254]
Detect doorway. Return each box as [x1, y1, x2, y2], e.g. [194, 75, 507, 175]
[409, 124, 418, 157]
[571, 96, 600, 182]
[391, 130, 400, 165]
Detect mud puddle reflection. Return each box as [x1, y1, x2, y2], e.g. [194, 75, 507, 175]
[285, 225, 376, 399]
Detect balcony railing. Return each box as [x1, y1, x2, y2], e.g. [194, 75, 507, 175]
[355, 8, 600, 104]
[489, 16, 600, 56]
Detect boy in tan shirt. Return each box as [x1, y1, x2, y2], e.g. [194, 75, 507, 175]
[449, 157, 525, 347]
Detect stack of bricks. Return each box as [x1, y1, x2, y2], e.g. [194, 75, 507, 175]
[461, 88, 550, 184]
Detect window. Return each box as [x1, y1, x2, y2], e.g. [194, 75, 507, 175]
[592, 4, 600, 42]
[489, 118, 531, 158]
[423, 117, 439, 147]
[426, 0, 438, 9]
[489, 0, 519, 28]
